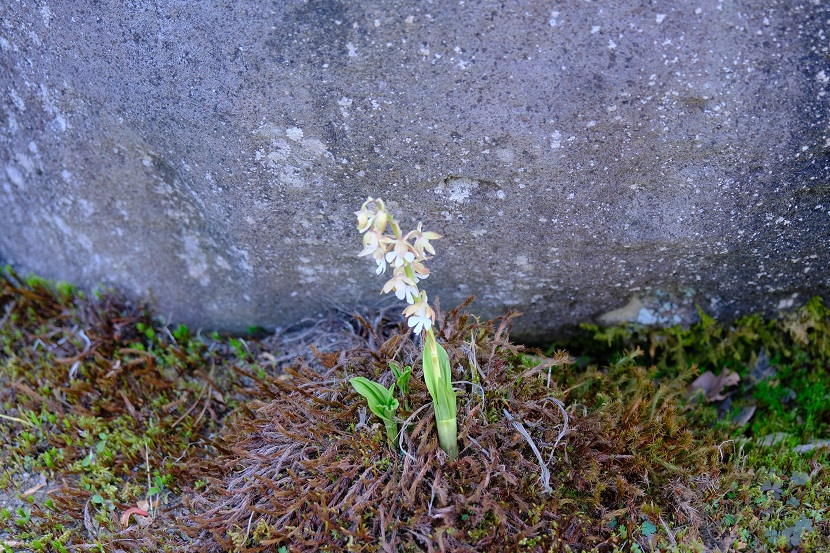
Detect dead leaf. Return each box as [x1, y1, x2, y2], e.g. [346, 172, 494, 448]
[733, 405, 756, 427]
[21, 474, 47, 497]
[687, 369, 740, 402]
[793, 440, 830, 454]
[120, 506, 150, 527]
[83, 498, 98, 537]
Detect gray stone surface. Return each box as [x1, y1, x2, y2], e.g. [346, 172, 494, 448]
[1, 0, 828, 340]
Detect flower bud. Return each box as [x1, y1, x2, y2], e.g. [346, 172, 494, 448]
[373, 209, 388, 234]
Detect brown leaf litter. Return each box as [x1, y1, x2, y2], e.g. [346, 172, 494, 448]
[687, 369, 740, 402]
[181, 304, 722, 552]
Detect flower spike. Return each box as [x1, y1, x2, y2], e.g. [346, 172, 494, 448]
[354, 197, 457, 458]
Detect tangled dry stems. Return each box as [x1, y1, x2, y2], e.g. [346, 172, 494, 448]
[2, 272, 751, 552]
[183, 302, 720, 552]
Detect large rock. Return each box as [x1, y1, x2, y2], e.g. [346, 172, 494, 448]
[1, 1, 828, 339]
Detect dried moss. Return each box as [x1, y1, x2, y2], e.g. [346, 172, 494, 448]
[1, 270, 828, 552]
[0, 268, 244, 551]
[183, 309, 728, 552]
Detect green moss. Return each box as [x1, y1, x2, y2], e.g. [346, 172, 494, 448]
[0, 268, 250, 549]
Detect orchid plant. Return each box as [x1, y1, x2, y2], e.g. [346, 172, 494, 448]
[351, 197, 458, 459]
[348, 376, 400, 446]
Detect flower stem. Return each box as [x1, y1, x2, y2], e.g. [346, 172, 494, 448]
[387, 212, 402, 240]
[403, 263, 420, 294]
[383, 418, 399, 447]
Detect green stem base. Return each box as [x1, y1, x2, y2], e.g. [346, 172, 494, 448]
[384, 419, 399, 448]
[436, 418, 458, 459]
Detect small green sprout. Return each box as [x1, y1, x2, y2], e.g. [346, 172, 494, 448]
[389, 361, 412, 409]
[349, 377, 399, 446]
[148, 471, 172, 498]
[172, 324, 190, 343]
[14, 507, 30, 526]
[96, 433, 108, 453]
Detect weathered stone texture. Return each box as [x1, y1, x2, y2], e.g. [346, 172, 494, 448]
[1, 1, 828, 339]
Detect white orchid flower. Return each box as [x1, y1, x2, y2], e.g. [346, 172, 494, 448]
[385, 238, 416, 268]
[373, 251, 388, 274]
[407, 304, 433, 335]
[406, 222, 441, 259]
[403, 292, 435, 322]
[381, 269, 417, 302]
[409, 260, 430, 282]
[358, 230, 386, 257]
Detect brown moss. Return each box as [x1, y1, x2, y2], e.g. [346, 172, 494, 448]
[182, 305, 722, 552]
[5, 271, 829, 550]
[0, 269, 242, 551]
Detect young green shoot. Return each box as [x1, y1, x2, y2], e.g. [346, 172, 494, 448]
[389, 361, 412, 410]
[349, 377, 400, 446]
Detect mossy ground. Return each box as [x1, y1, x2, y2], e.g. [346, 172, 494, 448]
[0, 269, 828, 552]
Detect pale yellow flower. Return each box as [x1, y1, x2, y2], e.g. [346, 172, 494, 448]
[405, 222, 441, 259]
[409, 260, 430, 282]
[372, 209, 389, 234]
[371, 247, 388, 274]
[358, 230, 387, 257]
[385, 237, 416, 268]
[403, 292, 436, 327]
[381, 268, 418, 303]
[407, 304, 434, 334]
[355, 197, 386, 233]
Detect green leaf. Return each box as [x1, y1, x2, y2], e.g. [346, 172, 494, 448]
[389, 361, 402, 377]
[641, 520, 657, 537]
[422, 341, 456, 421]
[91, 494, 104, 504]
[390, 361, 411, 383]
[390, 362, 412, 408]
[349, 377, 400, 446]
[398, 366, 412, 387]
[422, 336, 458, 458]
[349, 377, 397, 421]
[350, 377, 390, 405]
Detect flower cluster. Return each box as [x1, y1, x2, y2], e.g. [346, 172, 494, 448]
[356, 197, 440, 334]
